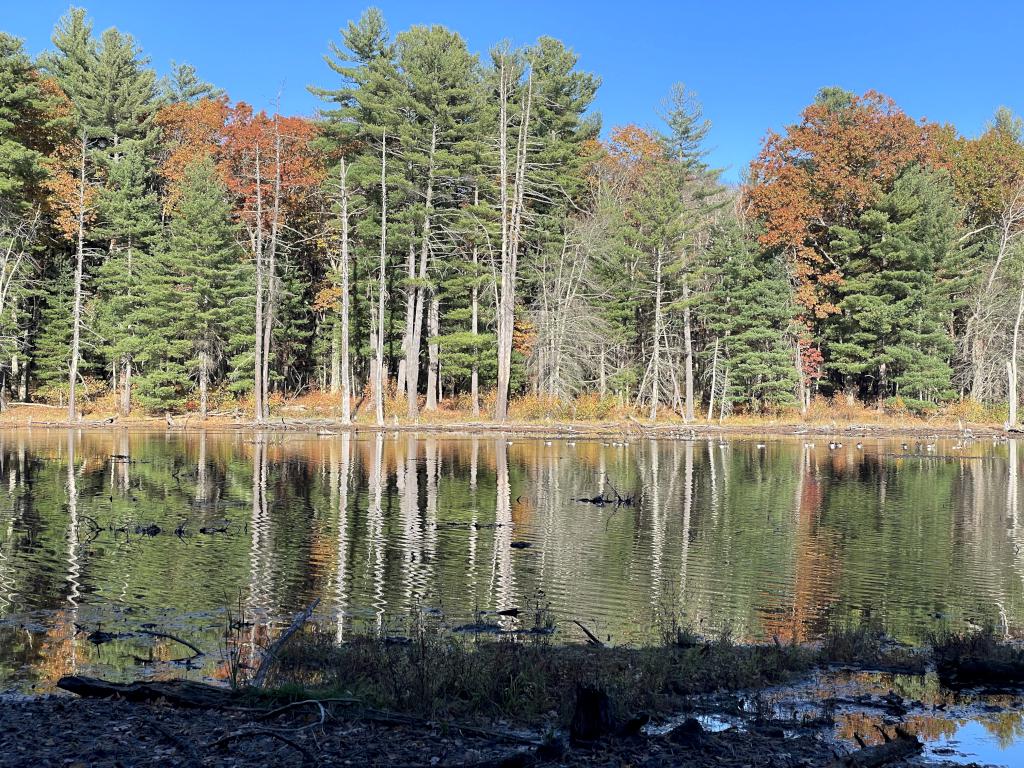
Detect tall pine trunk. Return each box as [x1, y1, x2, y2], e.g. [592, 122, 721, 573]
[260, 121, 283, 420]
[397, 241, 415, 397]
[649, 249, 662, 421]
[374, 131, 387, 427]
[253, 144, 265, 423]
[706, 338, 719, 421]
[471, 186, 480, 418]
[495, 64, 532, 422]
[425, 295, 439, 411]
[682, 277, 694, 422]
[68, 131, 87, 424]
[338, 159, 352, 424]
[406, 125, 436, 420]
[199, 349, 209, 418]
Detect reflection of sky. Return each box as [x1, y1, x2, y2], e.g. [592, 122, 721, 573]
[925, 719, 1024, 767]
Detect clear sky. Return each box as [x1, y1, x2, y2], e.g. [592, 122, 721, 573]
[5, 1, 1023, 182]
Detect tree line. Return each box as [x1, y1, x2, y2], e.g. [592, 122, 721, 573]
[3, 8, 1024, 424]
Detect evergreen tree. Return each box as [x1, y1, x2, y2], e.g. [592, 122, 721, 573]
[0, 33, 63, 206]
[705, 220, 798, 411]
[826, 166, 958, 404]
[160, 61, 222, 104]
[135, 156, 249, 413]
[93, 142, 158, 413]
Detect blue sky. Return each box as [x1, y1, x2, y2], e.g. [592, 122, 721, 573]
[6, 1, 1023, 182]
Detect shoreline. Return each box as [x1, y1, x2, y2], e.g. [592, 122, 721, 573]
[4, 626, 1017, 767]
[0, 411, 1009, 441]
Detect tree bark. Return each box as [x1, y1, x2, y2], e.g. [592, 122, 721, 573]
[406, 124, 436, 421]
[649, 249, 662, 421]
[253, 143, 265, 423]
[1009, 277, 1024, 427]
[495, 64, 532, 422]
[330, 317, 341, 394]
[471, 185, 480, 418]
[682, 277, 694, 422]
[68, 131, 87, 424]
[374, 131, 387, 427]
[397, 241, 414, 397]
[425, 294, 439, 411]
[706, 338, 719, 421]
[338, 158, 352, 425]
[199, 349, 209, 418]
[259, 120, 283, 420]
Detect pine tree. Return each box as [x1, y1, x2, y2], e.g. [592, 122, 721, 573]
[0, 33, 63, 206]
[93, 142, 158, 413]
[160, 61, 222, 104]
[705, 220, 798, 411]
[826, 166, 958, 405]
[135, 156, 249, 413]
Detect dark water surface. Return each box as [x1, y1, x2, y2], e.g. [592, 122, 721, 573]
[1, 429, 1023, 691]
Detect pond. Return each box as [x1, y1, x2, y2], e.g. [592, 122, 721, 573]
[0, 428, 1023, 692]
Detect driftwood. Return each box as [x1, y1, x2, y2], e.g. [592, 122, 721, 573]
[573, 620, 605, 647]
[57, 676, 237, 708]
[826, 727, 921, 768]
[251, 598, 320, 688]
[137, 629, 203, 663]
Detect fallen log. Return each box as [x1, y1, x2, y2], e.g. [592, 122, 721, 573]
[251, 598, 320, 688]
[57, 676, 237, 708]
[826, 727, 921, 767]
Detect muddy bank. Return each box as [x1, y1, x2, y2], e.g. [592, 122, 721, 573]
[0, 693, 942, 768]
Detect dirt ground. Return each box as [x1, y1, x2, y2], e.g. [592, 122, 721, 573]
[0, 694, 953, 768]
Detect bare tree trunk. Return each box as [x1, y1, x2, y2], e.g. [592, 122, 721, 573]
[1010, 278, 1024, 427]
[199, 349, 209, 418]
[706, 338, 719, 421]
[406, 125, 437, 421]
[599, 349, 606, 398]
[330, 318, 341, 394]
[682, 277, 694, 422]
[338, 159, 352, 425]
[397, 241, 414, 397]
[120, 358, 131, 416]
[495, 64, 532, 422]
[374, 131, 387, 427]
[68, 131, 87, 424]
[118, 240, 134, 416]
[260, 121, 283, 420]
[253, 144, 265, 423]
[425, 294, 439, 411]
[471, 185, 480, 418]
[649, 249, 662, 421]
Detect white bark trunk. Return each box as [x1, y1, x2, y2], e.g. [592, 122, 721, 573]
[374, 131, 388, 427]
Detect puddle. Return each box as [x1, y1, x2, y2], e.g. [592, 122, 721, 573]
[924, 718, 1024, 765]
[666, 668, 1024, 766]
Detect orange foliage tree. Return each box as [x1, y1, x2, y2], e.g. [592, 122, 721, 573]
[745, 90, 943, 384]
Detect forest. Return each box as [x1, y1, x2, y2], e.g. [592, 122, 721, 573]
[3, 7, 1024, 424]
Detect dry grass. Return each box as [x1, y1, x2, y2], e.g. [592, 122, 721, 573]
[0, 387, 1009, 432]
[261, 625, 817, 726]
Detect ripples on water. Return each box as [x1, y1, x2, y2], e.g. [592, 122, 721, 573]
[0, 429, 1023, 689]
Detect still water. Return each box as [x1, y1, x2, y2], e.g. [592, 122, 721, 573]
[1, 429, 1023, 690]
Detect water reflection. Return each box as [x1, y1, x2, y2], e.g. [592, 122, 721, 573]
[0, 430, 1022, 688]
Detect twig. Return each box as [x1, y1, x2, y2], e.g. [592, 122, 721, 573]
[137, 629, 203, 661]
[210, 729, 314, 764]
[256, 697, 359, 721]
[149, 721, 202, 766]
[251, 599, 320, 688]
